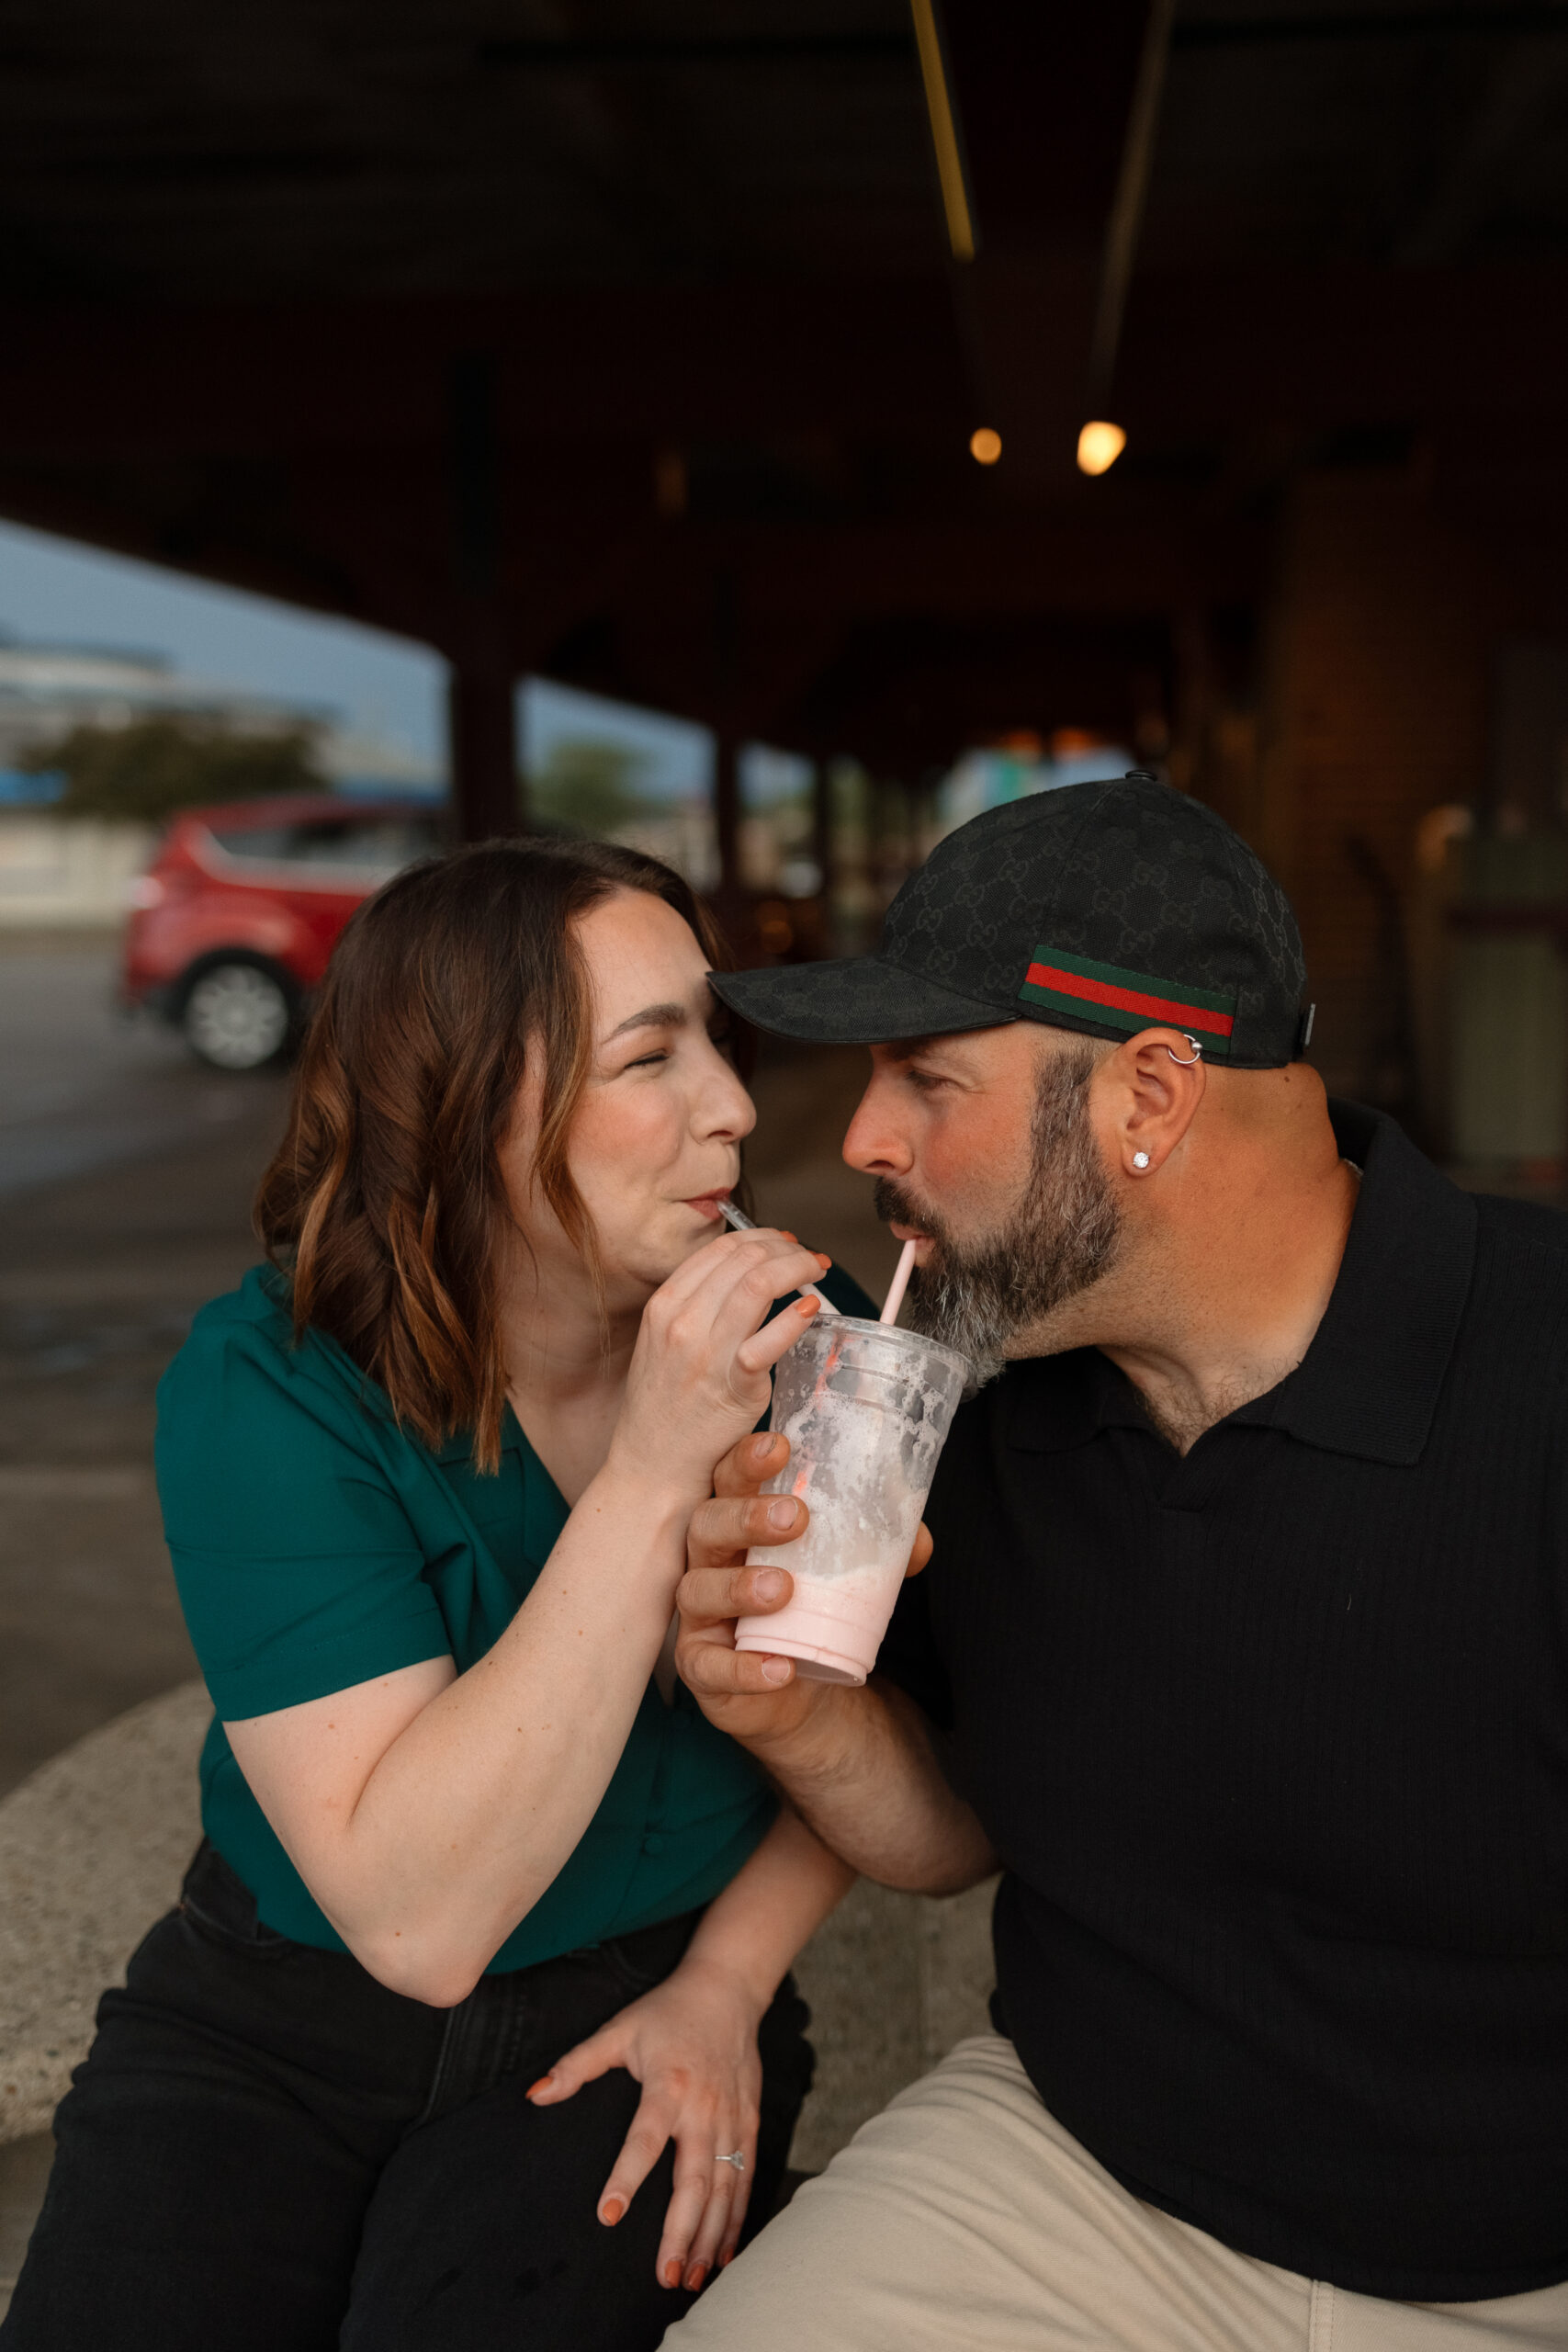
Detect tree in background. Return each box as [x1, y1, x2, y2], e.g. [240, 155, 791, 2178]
[525, 739, 652, 839]
[21, 715, 326, 821]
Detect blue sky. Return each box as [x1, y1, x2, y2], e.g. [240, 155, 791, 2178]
[0, 516, 728, 797]
[0, 517, 448, 766]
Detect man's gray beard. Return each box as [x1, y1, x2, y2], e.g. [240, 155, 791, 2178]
[876, 1040, 1122, 1394]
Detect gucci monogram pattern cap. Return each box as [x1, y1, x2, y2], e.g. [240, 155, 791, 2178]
[711, 772, 1310, 1069]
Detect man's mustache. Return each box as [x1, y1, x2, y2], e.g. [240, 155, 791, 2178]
[873, 1178, 948, 1243]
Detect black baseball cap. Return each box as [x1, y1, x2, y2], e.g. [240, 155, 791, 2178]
[713, 771, 1311, 1068]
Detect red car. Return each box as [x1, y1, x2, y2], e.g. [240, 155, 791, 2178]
[121, 794, 447, 1069]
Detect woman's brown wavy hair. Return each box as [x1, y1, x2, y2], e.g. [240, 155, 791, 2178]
[254, 836, 731, 1473]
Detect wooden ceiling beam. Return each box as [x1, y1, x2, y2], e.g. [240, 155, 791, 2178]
[0, 280, 967, 460]
[933, 0, 1169, 483]
[3, 256, 1568, 492]
[1118, 261, 1568, 434]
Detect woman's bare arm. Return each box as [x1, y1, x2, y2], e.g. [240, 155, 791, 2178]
[226, 1231, 828, 2007]
[227, 1462, 689, 2005]
[673, 1791, 855, 2000]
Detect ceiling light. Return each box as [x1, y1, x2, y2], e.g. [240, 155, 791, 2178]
[969, 427, 1001, 466]
[1077, 421, 1127, 477]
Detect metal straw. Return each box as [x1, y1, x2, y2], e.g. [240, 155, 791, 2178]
[719, 1199, 840, 1313]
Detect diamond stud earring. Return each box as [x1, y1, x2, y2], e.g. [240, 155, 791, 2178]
[1132, 1151, 1151, 1170]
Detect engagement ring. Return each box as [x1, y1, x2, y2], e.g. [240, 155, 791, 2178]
[716, 2151, 746, 2172]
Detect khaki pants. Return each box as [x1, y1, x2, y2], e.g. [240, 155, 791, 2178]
[662, 2036, 1568, 2351]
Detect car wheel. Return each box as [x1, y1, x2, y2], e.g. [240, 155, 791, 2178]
[182, 960, 295, 1070]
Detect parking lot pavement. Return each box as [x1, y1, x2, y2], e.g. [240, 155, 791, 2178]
[0, 933, 292, 1795]
[0, 933, 257, 1200]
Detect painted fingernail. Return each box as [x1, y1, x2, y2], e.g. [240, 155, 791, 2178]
[720, 2248, 736, 2267]
[600, 2197, 626, 2227]
[752, 1566, 787, 1600]
[663, 2258, 683, 2289]
[767, 1498, 797, 1529]
[761, 1657, 793, 1684]
[686, 2262, 708, 2291]
[525, 2075, 554, 2099]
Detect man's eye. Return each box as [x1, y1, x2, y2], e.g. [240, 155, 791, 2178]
[907, 1068, 948, 1093]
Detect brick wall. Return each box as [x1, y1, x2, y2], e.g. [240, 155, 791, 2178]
[1249, 470, 1501, 1118]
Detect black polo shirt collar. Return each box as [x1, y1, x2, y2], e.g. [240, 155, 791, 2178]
[1009, 1101, 1478, 1469]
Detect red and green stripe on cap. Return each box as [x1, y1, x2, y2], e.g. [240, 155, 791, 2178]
[1019, 944, 1236, 1057]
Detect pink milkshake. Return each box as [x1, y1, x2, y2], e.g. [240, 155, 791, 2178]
[735, 1316, 970, 1685]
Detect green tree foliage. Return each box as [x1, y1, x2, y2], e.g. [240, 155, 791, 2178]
[525, 739, 653, 839]
[21, 715, 326, 821]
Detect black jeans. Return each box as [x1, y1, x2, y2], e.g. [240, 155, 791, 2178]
[1, 1841, 814, 2351]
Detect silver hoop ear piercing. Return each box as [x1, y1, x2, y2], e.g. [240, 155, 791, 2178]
[1132, 1151, 1151, 1170]
[1166, 1035, 1202, 1066]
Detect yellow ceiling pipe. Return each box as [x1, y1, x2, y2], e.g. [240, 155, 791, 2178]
[909, 0, 975, 263]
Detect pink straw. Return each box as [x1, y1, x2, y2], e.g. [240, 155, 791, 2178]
[879, 1238, 918, 1326]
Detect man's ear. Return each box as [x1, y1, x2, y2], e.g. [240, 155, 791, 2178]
[1102, 1029, 1207, 1180]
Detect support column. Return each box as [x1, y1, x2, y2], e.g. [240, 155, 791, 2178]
[446, 351, 518, 842]
[811, 755, 833, 899]
[709, 566, 744, 912]
[447, 635, 518, 842]
[714, 729, 741, 900]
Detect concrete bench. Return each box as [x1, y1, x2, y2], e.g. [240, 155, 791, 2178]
[0, 1680, 209, 2316]
[0, 1679, 209, 2146]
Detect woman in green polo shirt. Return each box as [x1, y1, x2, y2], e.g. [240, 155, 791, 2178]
[3, 839, 870, 2352]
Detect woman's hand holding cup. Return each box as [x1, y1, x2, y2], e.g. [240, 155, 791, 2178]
[609, 1229, 833, 1503]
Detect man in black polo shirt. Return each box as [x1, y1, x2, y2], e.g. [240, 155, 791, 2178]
[663, 774, 1568, 2351]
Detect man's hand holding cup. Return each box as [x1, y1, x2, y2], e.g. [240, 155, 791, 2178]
[675, 1430, 932, 1747]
